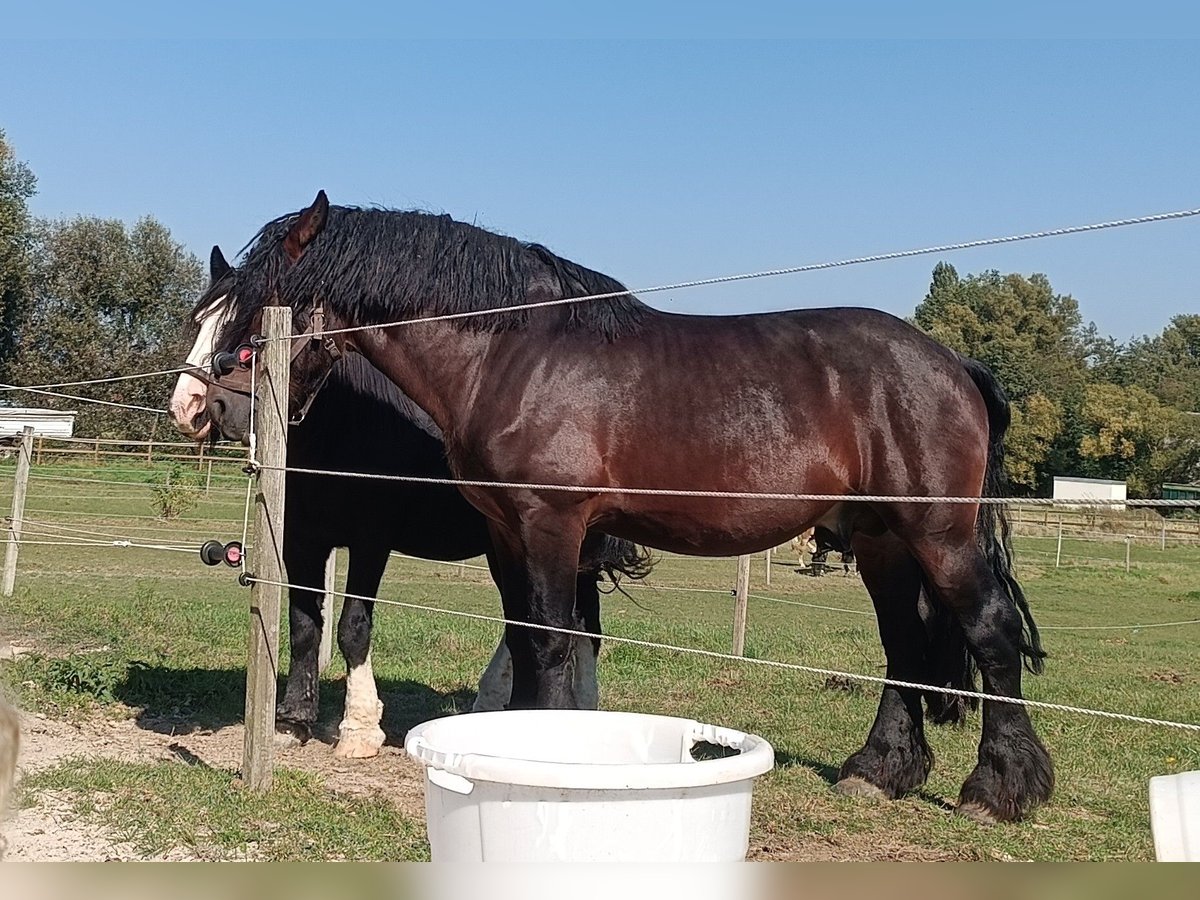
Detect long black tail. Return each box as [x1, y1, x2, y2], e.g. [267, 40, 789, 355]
[960, 355, 1046, 675]
[579, 534, 655, 585]
[922, 356, 1046, 725]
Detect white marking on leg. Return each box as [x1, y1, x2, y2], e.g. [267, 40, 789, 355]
[335, 651, 386, 758]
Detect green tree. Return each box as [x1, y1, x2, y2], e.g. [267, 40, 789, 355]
[1099, 314, 1200, 413]
[9, 215, 203, 438]
[913, 263, 1091, 489]
[1004, 392, 1062, 489]
[1077, 383, 1200, 494]
[0, 129, 37, 381]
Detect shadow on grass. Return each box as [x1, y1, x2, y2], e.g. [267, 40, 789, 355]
[113, 664, 475, 747]
[772, 746, 956, 812]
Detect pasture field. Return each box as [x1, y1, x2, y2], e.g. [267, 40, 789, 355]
[1, 460, 1198, 860]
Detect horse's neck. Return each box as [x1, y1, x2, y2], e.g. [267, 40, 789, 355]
[350, 322, 496, 435]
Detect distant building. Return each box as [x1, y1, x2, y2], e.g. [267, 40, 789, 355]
[1161, 483, 1200, 508]
[1052, 476, 1127, 510]
[0, 407, 77, 444]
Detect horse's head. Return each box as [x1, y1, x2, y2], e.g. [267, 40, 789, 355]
[169, 246, 235, 440]
[202, 191, 348, 444]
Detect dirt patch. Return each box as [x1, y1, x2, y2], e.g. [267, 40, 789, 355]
[2, 709, 428, 861]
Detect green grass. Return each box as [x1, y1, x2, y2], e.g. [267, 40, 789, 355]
[2, 460, 1199, 860]
[21, 758, 428, 861]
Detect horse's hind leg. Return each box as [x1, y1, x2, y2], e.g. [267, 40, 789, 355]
[334, 545, 390, 759]
[276, 540, 332, 745]
[836, 532, 933, 801]
[910, 533, 1053, 823]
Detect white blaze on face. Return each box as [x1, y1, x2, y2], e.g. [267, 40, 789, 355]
[169, 298, 231, 439]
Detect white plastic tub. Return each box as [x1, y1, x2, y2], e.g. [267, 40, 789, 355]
[404, 709, 775, 862]
[1149, 770, 1200, 861]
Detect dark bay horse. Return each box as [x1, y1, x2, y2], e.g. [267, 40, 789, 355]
[206, 192, 1052, 823]
[173, 248, 650, 756]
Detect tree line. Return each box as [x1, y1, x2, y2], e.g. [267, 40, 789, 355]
[2, 130, 1197, 494]
[914, 263, 1199, 495]
[1, 129, 202, 440]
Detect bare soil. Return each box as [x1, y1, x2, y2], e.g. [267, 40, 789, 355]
[2, 708, 427, 861]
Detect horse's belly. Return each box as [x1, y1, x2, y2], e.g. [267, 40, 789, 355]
[595, 500, 828, 557]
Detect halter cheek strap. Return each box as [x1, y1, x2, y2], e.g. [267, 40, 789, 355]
[205, 305, 343, 416]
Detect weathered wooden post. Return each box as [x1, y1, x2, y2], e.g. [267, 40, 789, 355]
[319, 548, 337, 673]
[763, 547, 771, 586]
[243, 306, 290, 792]
[1124, 535, 1132, 574]
[1161, 520, 1167, 551]
[2, 427, 34, 598]
[1055, 517, 1063, 569]
[733, 554, 750, 656]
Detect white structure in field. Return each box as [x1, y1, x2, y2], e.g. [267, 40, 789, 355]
[1051, 476, 1127, 510]
[0, 407, 77, 443]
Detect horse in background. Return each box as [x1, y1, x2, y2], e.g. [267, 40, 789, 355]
[172, 248, 650, 756]
[205, 192, 1050, 823]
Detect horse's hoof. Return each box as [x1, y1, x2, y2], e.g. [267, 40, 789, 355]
[956, 801, 1000, 826]
[334, 726, 386, 759]
[834, 776, 889, 801]
[274, 718, 312, 746]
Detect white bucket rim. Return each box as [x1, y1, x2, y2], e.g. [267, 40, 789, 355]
[405, 709, 775, 791]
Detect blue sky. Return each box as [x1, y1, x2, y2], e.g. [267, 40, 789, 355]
[2, 35, 1198, 341]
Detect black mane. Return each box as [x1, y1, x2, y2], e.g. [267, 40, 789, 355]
[227, 206, 649, 343]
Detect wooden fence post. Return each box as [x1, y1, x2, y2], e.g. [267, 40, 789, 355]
[3, 427, 34, 598]
[1055, 518, 1063, 569]
[1125, 535, 1132, 574]
[243, 306, 290, 792]
[319, 548, 337, 673]
[764, 547, 771, 587]
[733, 554, 750, 656]
[35, 436, 43, 465]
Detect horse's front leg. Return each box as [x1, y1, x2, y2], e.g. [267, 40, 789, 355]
[472, 573, 599, 712]
[276, 542, 331, 746]
[333, 545, 390, 759]
[488, 513, 587, 710]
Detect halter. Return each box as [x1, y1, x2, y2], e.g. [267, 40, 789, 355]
[205, 304, 343, 425]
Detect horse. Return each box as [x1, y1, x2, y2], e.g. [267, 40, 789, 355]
[172, 248, 651, 757]
[204, 191, 1052, 823]
[809, 526, 857, 576]
[786, 526, 853, 574]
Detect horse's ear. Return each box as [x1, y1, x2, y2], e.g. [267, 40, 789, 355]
[283, 190, 330, 263]
[209, 245, 232, 281]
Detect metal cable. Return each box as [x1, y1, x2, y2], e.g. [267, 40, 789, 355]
[243, 574, 1200, 734]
